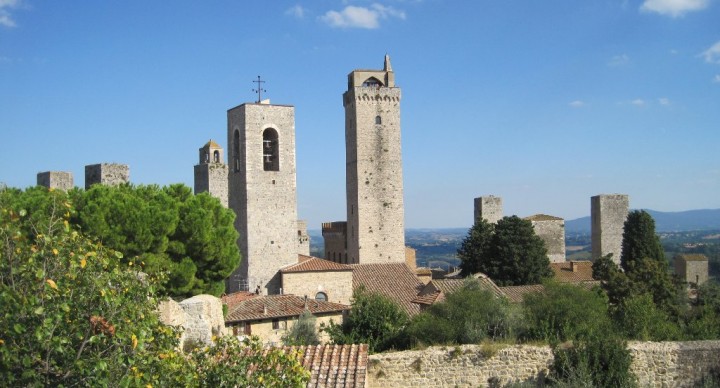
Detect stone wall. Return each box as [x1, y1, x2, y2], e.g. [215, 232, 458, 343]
[194, 162, 229, 208]
[322, 221, 348, 263]
[367, 341, 720, 388]
[281, 270, 353, 305]
[228, 312, 343, 346]
[526, 215, 566, 263]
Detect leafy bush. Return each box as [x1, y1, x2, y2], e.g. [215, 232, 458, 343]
[283, 310, 320, 346]
[550, 333, 636, 388]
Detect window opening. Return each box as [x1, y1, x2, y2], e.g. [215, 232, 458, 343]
[262, 128, 279, 171]
[315, 292, 327, 302]
[375, 116, 382, 125]
[233, 130, 240, 172]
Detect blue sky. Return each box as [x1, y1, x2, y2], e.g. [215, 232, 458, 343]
[1, 1, 719, 229]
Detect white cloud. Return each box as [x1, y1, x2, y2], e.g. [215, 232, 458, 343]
[0, 0, 21, 28]
[658, 97, 670, 105]
[714, 74, 720, 83]
[569, 100, 585, 108]
[640, 0, 710, 17]
[608, 54, 630, 66]
[631, 99, 646, 106]
[320, 3, 405, 29]
[286, 5, 305, 19]
[701, 41, 720, 64]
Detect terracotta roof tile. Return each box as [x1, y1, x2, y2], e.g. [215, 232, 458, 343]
[275, 344, 368, 388]
[282, 256, 353, 273]
[498, 284, 545, 303]
[225, 294, 349, 323]
[413, 276, 506, 305]
[221, 291, 257, 312]
[550, 261, 595, 283]
[350, 263, 424, 316]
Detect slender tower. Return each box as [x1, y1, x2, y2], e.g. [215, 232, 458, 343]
[591, 194, 629, 265]
[193, 140, 229, 208]
[344, 55, 405, 264]
[226, 92, 298, 294]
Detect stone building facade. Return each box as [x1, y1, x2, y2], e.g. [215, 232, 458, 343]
[344, 55, 406, 264]
[525, 214, 566, 263]
[675, 254, 709, 286]
[296, 220, 310, 256]
[226, 101, 299, 294]
[193, 140, 228, 207]
[591, 194, 629, 265]
[84, 163, 129, 189]
[474, 195, 503, 224]
[281, 257, 354, 305]
[37, 171, 74, 191]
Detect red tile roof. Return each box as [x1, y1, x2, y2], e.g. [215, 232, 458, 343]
[282, 256, 353, 273]
[221, 291, 258, 311]
[524, 214, 564, 221]
[550, 261, 595, 283]
[498, 284, 545, 303]
[225, 294, 350, 323]
[350, 262, 424, 316]
[275, 344, 368, 388]
[412, 276, 505, 306]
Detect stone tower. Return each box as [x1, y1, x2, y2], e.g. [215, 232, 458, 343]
[474, 196, 503, 224]
[193, 140, 229, 207]
[525, 214, 566, 263]
[226, 101, 298, 294]
[591, 194, 629, 265]
[84, 163, 129, 189]
[344, 55, 405, 264]
[37, 171, 74, 191]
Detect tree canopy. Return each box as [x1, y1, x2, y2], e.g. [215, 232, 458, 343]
[458, 216, 552, 286]
[621, 210, 666, 271]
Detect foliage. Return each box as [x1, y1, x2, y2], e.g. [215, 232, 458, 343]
[457, 216, 552, 286]
[406, 279, 515, 346]
[323, 286, 408, 353]
[621, 210, 666, 271]
[521, 282, 610, 343]
[0, 189, 309, 387]
[550, 332, 636, 388]
[191, 336, 310, 388]
[458, 219, 494, 276]
[611, 293, 681, 341]
[282, 310, 320, 346]
[67, 183, 239, 296]
[0, 191, 192, 386]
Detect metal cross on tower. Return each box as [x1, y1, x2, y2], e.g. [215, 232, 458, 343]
[252, 75, 266, 103]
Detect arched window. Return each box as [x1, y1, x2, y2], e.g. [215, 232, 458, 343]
[262, 128, 279, 171]
[315, 292, 327, 302]
[233, 130, 240, 172]
[375, 116, 382, 125]
[213, 150, 220, 163]
[362, 77, 382, 88]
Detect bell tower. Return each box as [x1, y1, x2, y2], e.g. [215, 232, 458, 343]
[226, 96, 298, 294]
[344, 55, 405, 264]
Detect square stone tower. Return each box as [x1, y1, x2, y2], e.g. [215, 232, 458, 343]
[674, 254, 708, 286]
[474, 196, 503, 224]
[344, 55, 405, 264]
[193, 139, 229, 207]
[322, 221, 348, 263]
[84, 163, 129, 189]
[525, 214, 566, 263]
[226, 101, 298, 294]
[591, 194, 629, 265]
[37, 171, 74, 191]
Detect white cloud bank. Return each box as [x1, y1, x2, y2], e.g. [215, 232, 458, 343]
[608, 54, 630, 67]
[569, 100, 586, 108]
[320, 3, 405, 29]
[286, 5, 305, 19]
[640, 0, 710, 17]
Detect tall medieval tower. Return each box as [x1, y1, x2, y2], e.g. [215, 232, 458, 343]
[344, 55, 405, 264]
[226, 101, 298, 294]
[591, 194, 629, 265]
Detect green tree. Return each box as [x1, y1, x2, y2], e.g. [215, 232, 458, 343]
[323, 286, 408, 353]
[457, 216, 551, 286]
[521, 282, 611, 342]
[458, 218, 494, 276]
[282, 310, 320, 346]
[406, 279, 515, 346]
[621, 210, 666, 271]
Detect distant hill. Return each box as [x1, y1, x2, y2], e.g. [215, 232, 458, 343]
[565, 209, 720, 234]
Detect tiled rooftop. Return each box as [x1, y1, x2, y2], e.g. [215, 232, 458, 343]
[221, 291, 257, 311]
[550, 261, 595, 283]
[276, 344, 368, 388]
[412, 276, 505, 305]
[524, 214, 564, 221]
[497, 284, 545, 303]
[350, 262, 424, 316]
[225, 294, 349, 323]
[282, 256, 354, 273]
[678, 254, 709, 262]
